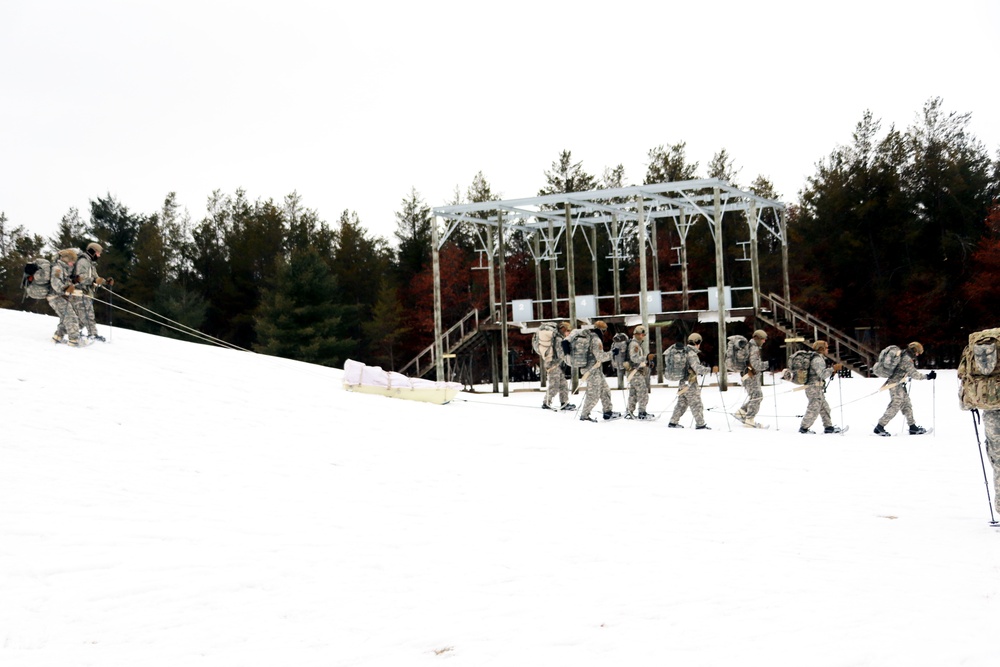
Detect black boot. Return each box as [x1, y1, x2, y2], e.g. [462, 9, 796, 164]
[909, 424, 927, 435]
[874, 424, 890, 437]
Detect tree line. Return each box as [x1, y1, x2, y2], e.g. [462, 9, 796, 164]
[1, 97, 996, 371]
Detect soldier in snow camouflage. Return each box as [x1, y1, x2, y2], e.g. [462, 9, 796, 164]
[874, 342, 935, 436]
[579, 321, 617, 422]
[48, 249, 83, 346]
[983, 411, 1000, 515]
[626, 325, 652, 419]
[543, 322, 574, 411]
[735, 330, 769, 427]
[668, 333, 713, 429]
[799, 341, 843, 434]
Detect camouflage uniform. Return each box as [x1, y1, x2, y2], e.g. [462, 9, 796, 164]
[669, 346, 711, 427]
[46, 251, 81, 344]
[580, 331, 613, 420]
[800, 353, 834, 431]
[543, 330, 570, 409]
[73, 248, 103, 338]
[983, 410, 1000, 515]
[738, 338, 768, 421]
[626, 336, 650, 416]
[877, 352, 929, 429]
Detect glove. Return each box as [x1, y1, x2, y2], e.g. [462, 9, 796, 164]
[612, 348, 619, 357]
[107, 277, 115, 287]
[833, 363, 844, 372]
[711, 366, 719, 374]
[72, 275, 81, 283]
[64, 284, 76, 293]
[95, 277, 105, 286]
[746, 367, 757, 377]
[927, 370, 937, 380]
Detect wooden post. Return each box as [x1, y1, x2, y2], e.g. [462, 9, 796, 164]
[432, 215, 444, 381]
[714, 188, 727, 391]
[498, 211, 509, 397]
[748, 202, 761, 324]
[548, 216, 558, 319]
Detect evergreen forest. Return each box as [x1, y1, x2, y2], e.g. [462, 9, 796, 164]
[2, 98, 997, 375]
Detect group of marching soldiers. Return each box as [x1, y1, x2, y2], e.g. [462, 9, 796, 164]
[536, 323, 934, 435]
[47, 242, 113, 347]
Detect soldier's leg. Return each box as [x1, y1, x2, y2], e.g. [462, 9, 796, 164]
[900, 389, 915, 425]
[637, 378, 649, 413]
[581, 381, 600, 418]
[801, 387, 822, 429]
[878, 387, 905, 427]
[982, 411, 1000, 513]
[544, 366, 559, 406]
[598, 375, 613, 414]
[689, 385, 706, 426]
[744, 376, 764, 419]
[820, 396, 833, 428]
[670, 385, 688, 424]
[48, 298, 67, 338]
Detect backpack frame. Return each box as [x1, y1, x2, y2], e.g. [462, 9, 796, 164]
[958, 328, 1000, 410]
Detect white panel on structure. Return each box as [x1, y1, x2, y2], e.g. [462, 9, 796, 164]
[575, 295, 597, 320]
[511, 299, 533, 323]
[706, 286, 732, 311]
[644, 290, 662, 315]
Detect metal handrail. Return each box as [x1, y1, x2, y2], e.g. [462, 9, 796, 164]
[398, 308, 485, 377]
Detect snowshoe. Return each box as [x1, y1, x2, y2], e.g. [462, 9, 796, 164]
[542, 403, 554, 410]
[603, 411, 622, 421]
[560, 403, 576, 411]
[874, 424, 890, 437]
[824, 426, 843, 434]
[799, 427, 815, 434]
[695, 424, 711, 430]
[909, 424, 928, 435]
[88, 334, 106, 342]
[668, 422, 683, 429]
[580, 415, 598, 423]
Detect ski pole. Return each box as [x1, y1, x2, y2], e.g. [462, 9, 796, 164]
[715, 370, 731, 431]
[772, 371, 780, 431]
[932, 376, 936, 436]
[838, 370, 845, 428]
[108, 283, 114, 343]
[970, 410, 999, 526]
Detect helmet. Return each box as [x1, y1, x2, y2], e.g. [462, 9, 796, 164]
[908, 341, 924, 356]
[633, 325, 647, 336]
[687, 333, 702, 345]
[812, 340, 829, 352]
[559, 321, 572, 332]
[752, 329, 767, 341]
[86, 242, 103, 256]
[593, 320, 607, 331]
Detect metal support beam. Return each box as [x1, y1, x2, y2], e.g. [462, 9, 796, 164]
[713, 188, 727, 391]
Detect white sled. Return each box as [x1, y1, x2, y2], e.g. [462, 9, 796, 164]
[342, 359, 462, 405]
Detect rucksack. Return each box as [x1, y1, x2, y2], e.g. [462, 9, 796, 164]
[22, 257, 54, 299]
[872, 345, 902, 378]
[784, 350, 816, 385]
[532, 322, 559, 361]
[663, 342, 689, 381]
[610, 333, 629, 371]
[958, 328, 1000, 410]
[726, 335, 749, 372]
[566, 330, 596, 369]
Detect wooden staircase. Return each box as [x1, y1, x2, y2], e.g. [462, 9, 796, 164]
[398, 308, 492, 381]
[758, 292, 878, 377]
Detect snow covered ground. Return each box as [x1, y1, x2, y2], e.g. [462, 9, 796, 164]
[2, 307, 998, 666]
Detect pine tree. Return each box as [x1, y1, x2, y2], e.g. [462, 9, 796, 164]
[255, 246, 357, 366]
[362, 284, 409, 369]
[645, 143, 699, 184]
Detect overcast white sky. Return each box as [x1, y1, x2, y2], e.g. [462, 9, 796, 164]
[2, 0, 998, 246]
